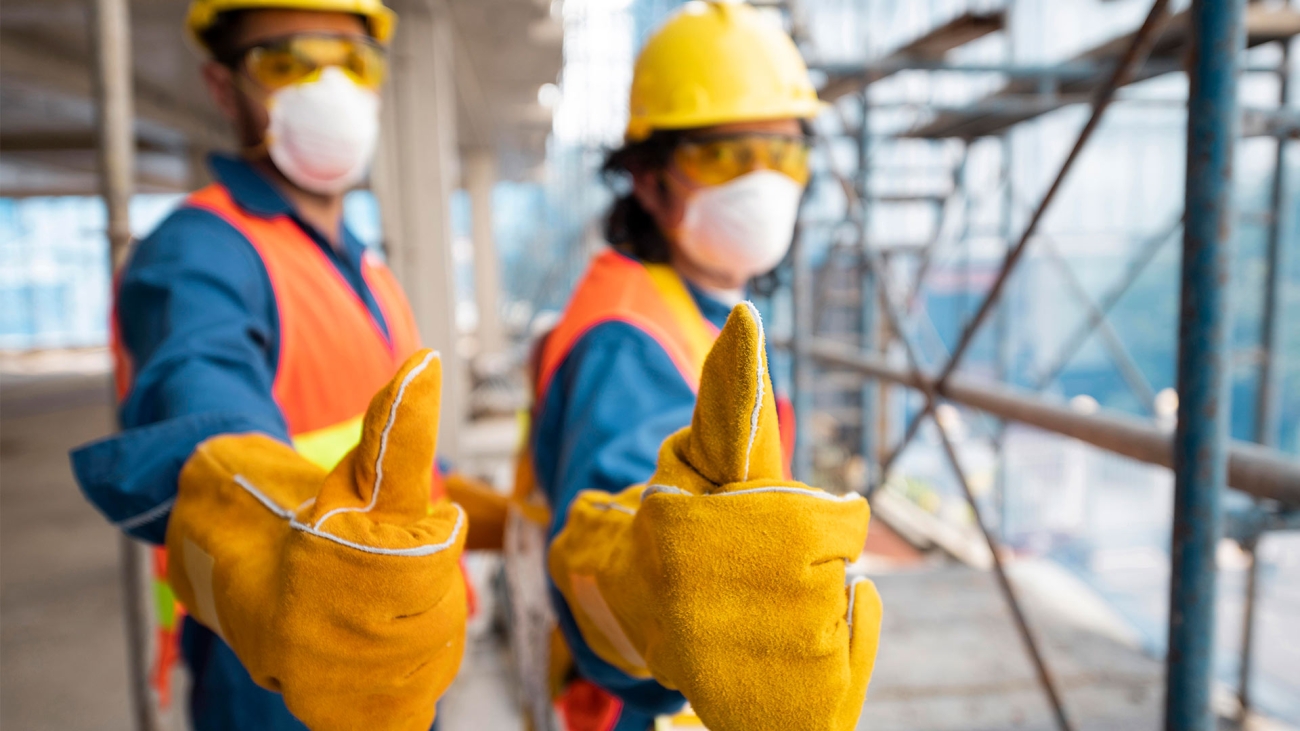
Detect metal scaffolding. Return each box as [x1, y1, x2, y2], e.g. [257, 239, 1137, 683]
[790, 0, 1300, 728]
[71, 0, 1300, 727]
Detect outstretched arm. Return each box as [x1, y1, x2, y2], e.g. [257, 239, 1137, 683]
[71, 209, 288, 543]
[533, 322, 697, 716]
[549, 304, 884, 731]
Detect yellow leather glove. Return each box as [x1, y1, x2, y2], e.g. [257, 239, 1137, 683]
[550, 303, 883, 731]
[166, 350, 467, 731]
[445, 472, 509, 550]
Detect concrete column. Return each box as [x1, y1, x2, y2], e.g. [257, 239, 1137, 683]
[373, 2, 467, 460]
[464, 148, 505, 357]
[188, 143, 213, 190]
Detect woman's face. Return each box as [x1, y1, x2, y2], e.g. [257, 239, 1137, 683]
[632, 117, 806, 292]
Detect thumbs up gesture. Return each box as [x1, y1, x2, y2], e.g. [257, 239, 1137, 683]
[166, 350, 466, 731]
[550, 304, 883, 731]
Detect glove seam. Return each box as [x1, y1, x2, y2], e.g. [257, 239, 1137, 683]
[846, 575, 868, 641]
[233, 474, 464, 557]
[313, 349, 440, 531]
[741, 300, 765, 482]
[592, 499, 637, 516]
[115, 496, 177, 531]
[645, 483, 865, 503]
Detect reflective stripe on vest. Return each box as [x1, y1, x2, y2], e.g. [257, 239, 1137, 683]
[185, 184, 422, 470]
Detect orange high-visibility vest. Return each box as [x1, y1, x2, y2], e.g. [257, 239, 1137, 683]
[537, 249, 718, 403]
[111, 182, 441, 704]
[529, 249, 795, 731]
[123, 183, 425, 468]
[535, 248, 795, 463]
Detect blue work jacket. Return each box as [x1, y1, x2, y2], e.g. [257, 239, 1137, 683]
[533, 279, 761, 730]
[70, 154, 396, 731]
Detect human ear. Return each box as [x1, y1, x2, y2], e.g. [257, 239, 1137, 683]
[201, 62, 242, 124]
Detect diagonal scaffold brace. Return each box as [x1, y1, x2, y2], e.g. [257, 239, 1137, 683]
[814, 120, 1077, 727]
[875, 0, 1176, 484]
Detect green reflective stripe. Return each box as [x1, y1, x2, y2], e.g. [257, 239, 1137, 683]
[153, 578, 178, 630]
[292, 415, 364, 471]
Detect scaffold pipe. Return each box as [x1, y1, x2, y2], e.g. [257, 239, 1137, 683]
[1167, 0, 1244, 727]
[803, 339, 1300, 506]
[91, 1, 162, 730]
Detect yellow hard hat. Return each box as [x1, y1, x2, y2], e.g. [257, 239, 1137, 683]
[626, 1, 825, 142]
[186, 0, 397, 51]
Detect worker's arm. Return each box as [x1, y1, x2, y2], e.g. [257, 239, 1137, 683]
[70, 208, 289, 543]
[534, 321, 697, 716]
[548, 305, 883, 731]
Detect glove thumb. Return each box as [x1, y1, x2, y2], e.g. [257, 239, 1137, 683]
[837, 575, 884, 729]
[654, 302, 785, 491]
[311, 349, 443, 527]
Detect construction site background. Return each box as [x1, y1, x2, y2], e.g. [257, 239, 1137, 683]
[2, 0, 1298, 730]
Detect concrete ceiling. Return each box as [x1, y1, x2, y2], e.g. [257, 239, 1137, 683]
[0, 0, 562, 196]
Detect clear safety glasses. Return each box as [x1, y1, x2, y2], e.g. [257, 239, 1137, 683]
[672, 134, 812, 187]
[237, 33, 388, 92]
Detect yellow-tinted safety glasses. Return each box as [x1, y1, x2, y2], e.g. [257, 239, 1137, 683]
[240, 34, 387, 91]
[672, 134, 812, 187]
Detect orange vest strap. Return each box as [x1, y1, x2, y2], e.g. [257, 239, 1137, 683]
[182, 184, 420, 443]
[536, 250, 718, 403]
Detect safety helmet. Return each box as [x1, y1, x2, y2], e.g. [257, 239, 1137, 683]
[186, 0, 397, 51]
[625, 0, 825, 142]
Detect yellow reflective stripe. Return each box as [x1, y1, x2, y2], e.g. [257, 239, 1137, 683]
[292, 415, 364, 471]
[643, 263, 718, 385]
[654, 708, 706, 729]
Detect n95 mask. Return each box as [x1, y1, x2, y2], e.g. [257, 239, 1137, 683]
[266, 67, 381, 195]
[676, 170, 803, 280]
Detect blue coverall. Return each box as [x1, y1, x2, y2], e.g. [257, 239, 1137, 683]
[533, 280, 755, 730]
[71, 154, 397, 731]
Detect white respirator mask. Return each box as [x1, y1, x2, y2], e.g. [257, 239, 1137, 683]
[264, 66, 381, 195]
[676, 170, 803, 280]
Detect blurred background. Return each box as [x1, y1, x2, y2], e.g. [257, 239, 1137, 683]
[1, 0, 1298, 729]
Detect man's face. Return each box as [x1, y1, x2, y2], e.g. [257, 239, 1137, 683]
[201, 10, 372, 148]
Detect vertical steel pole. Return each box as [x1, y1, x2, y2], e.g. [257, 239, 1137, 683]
[466, 148, 506, 358]
[92, 0, 135, 269]
[1238, 37, 1290, 723]
[91, 1, 162, 730]
[1236, 535, 1260, 722]
[1255, 40, 1291, 449]
[996, 131, 1014, 539]
[792, 224, 814, 483]
[858, 90, 879, 479]
[961, 154, 974, 326]
[1166, 1, 1243, 729]
[996, 0, 1018, 540]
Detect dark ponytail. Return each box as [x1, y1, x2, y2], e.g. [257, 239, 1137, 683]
[600, 130, 683, 263]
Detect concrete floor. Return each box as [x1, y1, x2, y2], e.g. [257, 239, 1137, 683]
[0, 371, 530, 731]
[2, 371, 1293, 731]
[1, 372, 133, 730]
